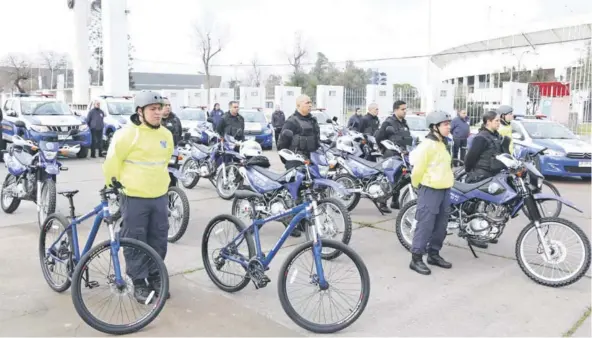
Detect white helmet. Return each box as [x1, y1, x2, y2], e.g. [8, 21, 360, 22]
[239, 140, 262, 157]
[336, 136, 356, 154]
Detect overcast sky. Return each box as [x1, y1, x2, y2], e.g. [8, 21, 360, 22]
[1, 0, 591, 86]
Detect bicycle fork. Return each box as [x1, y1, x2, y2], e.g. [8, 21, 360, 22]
[309, 201, 329, 290]
[107, 221, 127, 288]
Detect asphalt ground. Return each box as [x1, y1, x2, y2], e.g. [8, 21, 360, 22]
[0, 151, 590, 337]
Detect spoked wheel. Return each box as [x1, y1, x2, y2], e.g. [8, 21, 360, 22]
[202, 215, 255, 292]
[37, 180, 57, 228]
[1, 174, 21, 213]
[303, 198, 352, 260]
[395, 199, 418, 251]
[231, 197, 258, 229]
[398, 184, 417, 210]
[216, 165, 242, 200]
[39, 213, 72, 292]
[71, 238, 169, 335]
[330, 175, 361, 211]
[180, 159, 200, 189]
[523, 180, 562, 218]
[278, 239, 370, 333]
[167, 186, 190, 243]
[516, 217, 591, 287]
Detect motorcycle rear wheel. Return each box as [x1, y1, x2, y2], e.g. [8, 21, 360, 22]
[1, 174, 21, 213]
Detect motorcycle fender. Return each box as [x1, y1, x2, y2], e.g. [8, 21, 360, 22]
[313, 178, 350, 196]
[533, 193, 583, 213]
[168, 167, 185, 180]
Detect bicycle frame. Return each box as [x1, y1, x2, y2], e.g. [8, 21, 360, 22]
[45, 199, 125, 285]
[221, 199, 329, 287]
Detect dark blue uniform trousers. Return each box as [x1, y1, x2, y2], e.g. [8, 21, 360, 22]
[121, 194, 169, 281]
[411, 185, 451, 255]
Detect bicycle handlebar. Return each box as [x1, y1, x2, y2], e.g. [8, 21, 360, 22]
[100, 177, 124, 199]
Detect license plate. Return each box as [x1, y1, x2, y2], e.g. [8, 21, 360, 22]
[58, 134, 71, 140]
[578, 162, 591, 167]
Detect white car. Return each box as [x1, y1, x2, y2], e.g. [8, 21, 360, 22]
[82, 95, 135, 149]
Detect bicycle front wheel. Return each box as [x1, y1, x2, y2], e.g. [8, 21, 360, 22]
[71, 238, 169, 335]
[278, 239, 370, 333]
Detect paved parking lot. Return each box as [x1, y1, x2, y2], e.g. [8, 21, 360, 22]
[0, 152, 590, 337]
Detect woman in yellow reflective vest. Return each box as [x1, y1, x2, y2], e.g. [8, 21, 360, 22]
[408, 110, 454, 275]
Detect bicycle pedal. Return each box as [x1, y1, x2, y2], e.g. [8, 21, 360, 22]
[86, 281, 100, 289]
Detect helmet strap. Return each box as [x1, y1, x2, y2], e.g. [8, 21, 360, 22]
[140, 109, 160, 129]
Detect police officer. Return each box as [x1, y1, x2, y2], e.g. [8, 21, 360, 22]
[216, 101, 245, 140]
[375, 100, 414, 212]
[103, 90, 173, 303]
[358, 103, 380, 135]
[348, 108, 362, 131]
[277, 94, 320, 238]
[161, 97, 183, 146]
[408, 110, 454, 275]
[497, 105, 514, 155]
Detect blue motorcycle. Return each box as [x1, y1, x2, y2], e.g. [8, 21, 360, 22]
[331, 138, 411, 213]
[231, 149, 352, 259]
[395, 153, 591, 287]
[179, 132, 244, 200]
[1, 132, 80, 227]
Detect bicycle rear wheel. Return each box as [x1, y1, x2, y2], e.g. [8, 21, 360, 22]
[39, 213, 72, 293]
[71, 238, 169, 335]
[278, 239, 370, 333]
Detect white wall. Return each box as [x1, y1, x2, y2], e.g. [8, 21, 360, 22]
[366, 85, 393, 114]
[160, 90, 184, 113]
[274, 86, 302, 114]
[502, 82, 528, 114]
[210, 88, 235, 110]
[432, 84, 455, 113]
[316, 85, 344, 120]
[239, 87, 265, 109]
[184, 89, 208, 108]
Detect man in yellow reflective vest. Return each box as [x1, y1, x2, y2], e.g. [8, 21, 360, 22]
[103, 90, 174, 303]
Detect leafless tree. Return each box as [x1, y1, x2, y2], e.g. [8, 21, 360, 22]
[1, 54, 31, 93]
[288, 32, 307, 74]
[39, 50, 67, 89]
[249, 56, 262, 87]
[193, 19, 225, 105]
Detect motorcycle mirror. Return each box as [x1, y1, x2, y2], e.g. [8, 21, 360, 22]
[332, 116, 338, 122]
[326, 119, 333, 124]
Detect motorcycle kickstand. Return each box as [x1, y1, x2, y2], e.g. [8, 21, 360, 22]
[370, 199, 385, 215]
[466, 240, 479, 258]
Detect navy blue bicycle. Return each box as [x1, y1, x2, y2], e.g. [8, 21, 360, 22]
[202, 150, 370, 334]
[38, 178, 169, 335]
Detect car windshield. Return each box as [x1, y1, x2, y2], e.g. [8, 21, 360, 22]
[21, 101, 72, 115]
[522, 121, 576, 139]
[240, 110, 266, 123]
[406, 116, 429, 130]
[107, 101, 134, 115]
[312, 111, 330, 124]
[177, 109, 206, 121]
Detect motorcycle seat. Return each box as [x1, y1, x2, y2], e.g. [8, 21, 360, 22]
[252, 166, 285, 182]
[58, 189, 79, 198]
[453, 177, 493, 193]
[350, 156, 383, 170]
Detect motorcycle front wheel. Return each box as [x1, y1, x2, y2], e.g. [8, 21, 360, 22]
[516, 217, 591, 287]
[216, 165, 242, 200]
[167, 186, 190, 243]
[303, 198, 352, 260]
[180, 159, 200, 189]
[522, 180, 562, 218]
[37, 180, 57, 228]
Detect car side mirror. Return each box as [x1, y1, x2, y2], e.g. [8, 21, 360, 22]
[326, 118, 332, 124]
[183, 132, 191, 141]
[74, 111, 81, 116]
[14, 120, 26, 128]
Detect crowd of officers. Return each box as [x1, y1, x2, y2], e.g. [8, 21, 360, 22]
[104, 90, 515, 306]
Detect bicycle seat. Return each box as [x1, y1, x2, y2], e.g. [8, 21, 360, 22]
[58, 189, 79, 198]
[252, 166, 285, 181]
[453, 177, 492, 193]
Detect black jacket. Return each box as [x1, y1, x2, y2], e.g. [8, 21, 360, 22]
[216, 111, 245, 141]
[87, 108, 105, 131]
[277, 111, 321, 157]
[465, 128, 509, 176]
[359, 113, 380, 136]
[375, 115, 413, 150]
[162, 112, 183, 146]
[271, 110, 286, 129]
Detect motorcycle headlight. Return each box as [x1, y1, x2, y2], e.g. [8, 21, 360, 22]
[43, 151, 58, 160]
[544, 149, 565, 157]
[79, 124, 89, 131]
[30, 125, 49, 132]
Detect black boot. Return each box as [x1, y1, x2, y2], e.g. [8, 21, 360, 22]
[409, 253, 431, 275]
[378, 202, 392, 214]
[390, 198, 400, 210]
[133, 280, 156, 304]
[149, 274, 170, 299]
[427, 251, 452, 269]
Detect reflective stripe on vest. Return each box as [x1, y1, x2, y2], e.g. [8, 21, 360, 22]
[124, 159, 166, 166]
